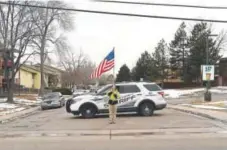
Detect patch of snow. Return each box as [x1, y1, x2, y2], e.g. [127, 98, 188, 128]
[0, 103, 18, 109]
[165, 87, 227, 98]
[210, 88, 227, 94]
[164, 88, 204, 98]
[0, 98, 40, 106]
[191, 105, 227, 110]
[215, 86, 227, 90]
[0, 107, 26, 116]
[0, 98, 7, 103]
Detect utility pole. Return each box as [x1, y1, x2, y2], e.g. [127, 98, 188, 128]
[182, 42, 185, 82]
[204, 34, 218, 101]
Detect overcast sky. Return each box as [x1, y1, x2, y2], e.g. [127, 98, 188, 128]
[60, 0, 227, 75]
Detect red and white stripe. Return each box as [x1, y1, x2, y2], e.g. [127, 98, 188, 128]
[90, 59, 114, 79]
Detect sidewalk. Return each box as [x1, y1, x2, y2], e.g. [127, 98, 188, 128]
[168, 104, 227, 124]
[0, 106, 40, 124]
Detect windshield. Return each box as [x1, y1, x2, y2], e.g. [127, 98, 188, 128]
[143, 84, 161, 91]
[43, 93, 59, 99]
[96, 84, 112, 95]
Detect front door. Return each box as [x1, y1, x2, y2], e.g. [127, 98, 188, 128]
[117, 85, 141, 110]
[95, 85, 112, 110]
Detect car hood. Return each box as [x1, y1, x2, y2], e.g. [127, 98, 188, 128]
[73, 91, 86, 95]
[72, 94, 103, 101]
[73, 94, 94, 100]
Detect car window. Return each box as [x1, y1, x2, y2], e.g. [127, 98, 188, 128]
[97, 85, 112, 95]
[118, 85, 141, 93]
[43, 93, 59, 99]
[143, 84, 161, 91]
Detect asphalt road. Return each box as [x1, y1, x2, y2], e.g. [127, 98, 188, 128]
[1, 137, 227, 150]
[0, 104, 227, 150]
[0, 106, 225, 131]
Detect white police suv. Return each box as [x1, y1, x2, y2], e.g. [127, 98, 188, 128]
[66, 82, 167, 118]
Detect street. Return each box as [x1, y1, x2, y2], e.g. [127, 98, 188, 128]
[1, 105, 227, 150]
[1, 136, 227, 150]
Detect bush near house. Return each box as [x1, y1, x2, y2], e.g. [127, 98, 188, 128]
[52, 88, 72, 95]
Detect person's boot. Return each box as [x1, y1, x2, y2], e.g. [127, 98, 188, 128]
[109, 119, 113, 124]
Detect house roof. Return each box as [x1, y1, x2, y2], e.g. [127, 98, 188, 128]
[20, 65, 40, 74]
[32, 64, 65, 75]
[20, 63, 65, 75]
[33, 64, 65, 73]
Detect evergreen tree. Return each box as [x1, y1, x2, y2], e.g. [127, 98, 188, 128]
[188, 22, 222, 82]
[169, 22, 188, 81]
[153, 39, 169, 87]
[116, 64, 131, 82]
[132, 51, 157, 81]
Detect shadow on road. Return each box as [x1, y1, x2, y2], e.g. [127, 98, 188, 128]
[69, 113, 164, 119]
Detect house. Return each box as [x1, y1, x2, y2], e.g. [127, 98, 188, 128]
[218, 57, 227, 86]
[32, 64, 64, 88]
[15, 65, 41, 89]
[15, 64, 64, 89]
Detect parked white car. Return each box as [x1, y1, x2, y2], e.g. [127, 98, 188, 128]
[66, 82, 167, 118]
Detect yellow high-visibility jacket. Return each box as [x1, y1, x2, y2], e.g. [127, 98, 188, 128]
[107, 89, 120, 105]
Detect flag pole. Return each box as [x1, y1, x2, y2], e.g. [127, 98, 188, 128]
[113, 47, 115, 88]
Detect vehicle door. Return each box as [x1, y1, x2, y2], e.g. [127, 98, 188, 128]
[117, 84, 142, 109]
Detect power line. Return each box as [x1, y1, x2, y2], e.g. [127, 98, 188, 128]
[1, 1, 227, 23]
[94, 0, 227, 10]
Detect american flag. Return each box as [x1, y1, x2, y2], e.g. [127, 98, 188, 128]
[90, 48, 115, 79]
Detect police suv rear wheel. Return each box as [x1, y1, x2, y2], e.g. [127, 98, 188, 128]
[139, 102, 154, 116]
[80, 104, 97, 118]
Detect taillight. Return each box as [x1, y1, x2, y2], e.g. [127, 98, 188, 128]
[158, 91, 164, 97]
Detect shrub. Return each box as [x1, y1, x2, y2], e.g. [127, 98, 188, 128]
[52, 88, 72, 95]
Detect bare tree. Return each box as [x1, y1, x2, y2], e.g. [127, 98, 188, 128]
[59, 49, 95, 88]
[30, 1, 73, 96]
[0, 1, 37, 103]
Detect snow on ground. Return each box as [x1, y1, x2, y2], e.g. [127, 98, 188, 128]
[0, 97, 41, 117]
[164, 86, 227, 98]
[210, 89, 227, 94]
[0, 103, 18, 109]
[0, 98, 41, 105]
[215, 86, 227, 90]
[13, 98, 41, 105]
[164, 88, 204, 98]
[0, 107, 26, 116]
[0, 103, 27, 116]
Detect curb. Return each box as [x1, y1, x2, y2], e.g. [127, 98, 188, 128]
[0, 128, 221, 138]
[179, 104, 227, 111]
[168, 105, 227, 124]
[0, 106, 41, 124]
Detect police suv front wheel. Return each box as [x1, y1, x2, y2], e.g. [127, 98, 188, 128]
[80, 104, 97, 118]
[139, 102, 154, 116]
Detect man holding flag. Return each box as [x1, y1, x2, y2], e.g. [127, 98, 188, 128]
[90, 48, 120, 124]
